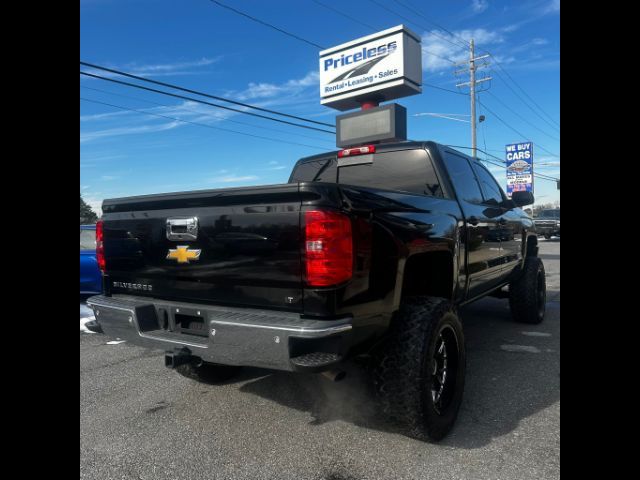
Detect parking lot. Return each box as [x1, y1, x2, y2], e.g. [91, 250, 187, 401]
[80, 238, 559, 480]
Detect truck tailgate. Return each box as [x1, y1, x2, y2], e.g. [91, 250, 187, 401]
[101, 184, 308, 312]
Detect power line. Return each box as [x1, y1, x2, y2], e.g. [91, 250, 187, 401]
[208, 0, 326, 49]
[478, 101, 559, 158]
[488, 65, 560, 133]
[366, 0, 467, 55]
[80, 61, 334, 128]
[446, 145, 559, 182]
[392, 0, 469, 50]
[380, 0, 560, 134]
[311, 0, 378, 32]
[80, 97, 329, 151]
[80, 70, 335, 135]
[478, 100, 488, 155]
[447, 145, 559, 179]
[80, 85, 335, 146]
[485, 90, 560, 142]
[211, 0, 455, 65]
[312, 0, 456, 64]
[489, 55, 560, 130]
[423, 82, 469, 96]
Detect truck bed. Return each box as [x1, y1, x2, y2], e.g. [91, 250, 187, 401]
[101, 183, 319, 312]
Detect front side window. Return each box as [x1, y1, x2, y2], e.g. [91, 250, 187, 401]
[473, 163, 505, 205]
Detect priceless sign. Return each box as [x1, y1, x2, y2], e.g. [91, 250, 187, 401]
[505, 142, 534, 196]
[319, 25, 422, 111]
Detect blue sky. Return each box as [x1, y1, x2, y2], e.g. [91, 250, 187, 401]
[80, 0, 560, 214]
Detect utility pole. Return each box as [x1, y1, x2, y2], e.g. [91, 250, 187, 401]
[455, 39, 492, 158]
[470, 39, 477, 158]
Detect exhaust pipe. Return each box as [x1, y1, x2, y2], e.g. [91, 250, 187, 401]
[164, 348, 193, 369]
[321, 369, 347, 382]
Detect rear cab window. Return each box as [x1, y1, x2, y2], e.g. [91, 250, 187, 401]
[290, 149, 443, 197]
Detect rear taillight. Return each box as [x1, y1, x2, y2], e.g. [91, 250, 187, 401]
[96, 220, 106, 272]
[304, 210, 353, 287]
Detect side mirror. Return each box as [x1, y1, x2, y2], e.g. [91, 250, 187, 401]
[511, 191, 534, 207]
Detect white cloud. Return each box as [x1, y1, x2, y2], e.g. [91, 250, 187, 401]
[209, 175, 259, 184]
[80, 121, 180, 143]
[235, 71, 319, 101]
[100, 175, 119, 181]
[81, 57, 222, 81]
[80, 110, 130, 122]
[471, 0, 489, 13]
[422, 28, 504, 72]
[124, 57, 221, 73]
[547, 0, 560, 13]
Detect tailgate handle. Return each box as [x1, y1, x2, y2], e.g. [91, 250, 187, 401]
[166, 217, 199, 241]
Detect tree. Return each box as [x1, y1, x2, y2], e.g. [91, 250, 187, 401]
[80, 194, 98, 224]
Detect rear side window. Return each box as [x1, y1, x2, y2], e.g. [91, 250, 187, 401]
[472, 163, 505, 205]
[442, 152, 483, 204]
[337, 149, 443, 197]
[289, 157, 337, 183]
[80, 229, 96, 250]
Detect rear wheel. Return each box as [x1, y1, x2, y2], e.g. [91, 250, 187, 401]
[175, 361, 242, 383]
[374, 297, 466, 441]
[509, 257, 546, 324]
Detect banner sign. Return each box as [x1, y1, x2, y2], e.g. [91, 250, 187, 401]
[505, 142, 533, 196]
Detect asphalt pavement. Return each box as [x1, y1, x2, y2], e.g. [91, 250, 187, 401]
[80, 238, 560, 480]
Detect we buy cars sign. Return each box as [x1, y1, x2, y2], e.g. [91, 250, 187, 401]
[505, 142, 533, 196]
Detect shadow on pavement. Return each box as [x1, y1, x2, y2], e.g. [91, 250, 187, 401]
[239, 296, 560, 449]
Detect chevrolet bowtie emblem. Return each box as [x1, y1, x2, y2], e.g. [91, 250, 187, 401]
[166, 245, 201, 264]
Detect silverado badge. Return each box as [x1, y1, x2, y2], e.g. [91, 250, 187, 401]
[166, 245, 201, 264]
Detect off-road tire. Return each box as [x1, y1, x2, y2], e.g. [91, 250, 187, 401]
[374, 297, 466, 441]
[509, 256, 546, 324]
[175, 362, 242, 383]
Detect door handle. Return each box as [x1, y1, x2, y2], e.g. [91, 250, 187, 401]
[166, 217, 199, 241]
[468, 216, 479, 226]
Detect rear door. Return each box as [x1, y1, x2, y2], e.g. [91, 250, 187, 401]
[441, 150, 505, 298]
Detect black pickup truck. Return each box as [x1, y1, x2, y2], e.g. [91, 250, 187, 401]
[87, 141, 544, 441]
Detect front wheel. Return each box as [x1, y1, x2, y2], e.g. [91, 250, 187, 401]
[509, 257, 546, 324]
[374, 297, 466, 441]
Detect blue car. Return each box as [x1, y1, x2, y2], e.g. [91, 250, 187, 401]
[80, 224, 102, 295]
